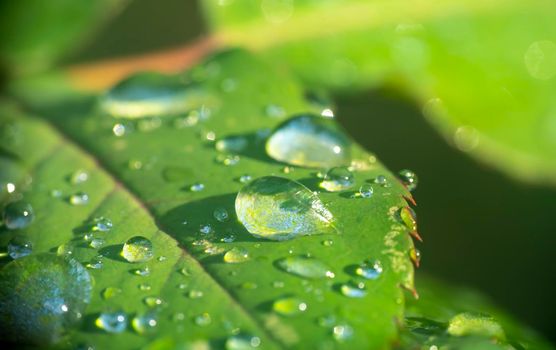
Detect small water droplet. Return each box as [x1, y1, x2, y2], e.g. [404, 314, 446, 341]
[322, 239, 334, 246]
[265, 104, 286, 119]
[157, 255, 167, 262]
[236, 176, 335, 241]
[132, 311, 158, 334]
[139, 283, 151, 291]
[199, 224, 213, 235]
[272, 280, 285, 288]
[144, 296, 164, 308]
[137, 117, 162, 132]
[223, 247, 250, 263]
[172, 312, 185, 322]
[7, 235, 33, 259]
[266, 114, 351, 168]
[91, 217, 113, 232]
[321, 108, 334, 118]
[454, 126, 480, 152]
[221, 78, 238, 92]
[89, 238, 105, 249]
[190, 182, 205, 192]
[194, 312, 212, 327]
[276, 256, 335, 279]
[216, 154, 240, 166]
[317, 314, 337, 328]
[332, 323, 354, 341]
[70, 169, 89, 184]
[225, 334, 261, 349]
[239, 281, 258, 290]
[86, 256, 104, 270]
[216, 136, 249, 154]
[524, 40, 556, 80]
[398, 170, 418, 191]
[122, 236, 154, 263]
[358, 184, 374, 198]
[340, 281, 367, 298]
[188, 290, 204, 299]
[0, 254, 93, 344]
[100, 72, 193, 119]
[128, 159, 143, 170]
[374, 175, 390, 188]
[50, 189, 63, 198]
[273, 297, 307, 316]
[398, 207, 417, 232]
[69, 192, 89, 206]
[112, 123, 127, 137]
[96, 311, 127, 333]
[355, 260, 383, 280]
[174, 114, 199, 128]
[238, 174, 252, 184]
[212, 207, 230, 222]
[319, 167, 354, 192]
[134, 266, 151, 276]
[101, 287, 122, 300]
[410, 248, 421, 266]
[56, 242, 74, 258]
[2, 200, 34, 229]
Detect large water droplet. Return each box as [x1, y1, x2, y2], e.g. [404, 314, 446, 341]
[95, 311, 128, 333]
[319, 167, 354, 192]
[2, 200, 34, 229]
[7, 235, 33, 259]
[0, 254, 92, 344]
[272, 297, 308, 316]
[235, 176, 335, 241]
[122, 236, 154, 263]
[266, 115, 351, 168]
[100, 72, 194, 119]
[276, 256, 335, 279]
[224, 247, 250, 263]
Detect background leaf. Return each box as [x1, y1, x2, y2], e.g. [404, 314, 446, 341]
[202, 0, 556, 185]
[2, 50, 417, 348]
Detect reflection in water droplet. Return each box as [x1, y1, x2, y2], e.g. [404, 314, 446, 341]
[524, 40, 556, 80]
[7, 236, 33, 259]
[122, 236, 154, 263]
[266, 115, 351, 168]
[398, 170, 418, 191]
[236, 176, 335, 240]
[355, 260, 383, 280]
[2, 200, 34, 230]
[69, 192, 89, 206]
[226, 334, 261, 349]
[0, 254, 92, 344]
[100, 72, 194, 119]
[132, 312, 158, 334]
[340, 281, 367, 298]
[96, 311, 128, 333]
[273, 297, 307, 316]
[224, 247, 250, 263]
[319, 167, 354, 192]
[276, 256, 335, 279]
[194, 312, 212, 327]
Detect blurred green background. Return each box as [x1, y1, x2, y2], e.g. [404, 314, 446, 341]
[7, 0, 556, 342]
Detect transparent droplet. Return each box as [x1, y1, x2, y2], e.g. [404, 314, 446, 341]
[86, 256, 104, 270]
[91, 217, 113, 232]
[410, 248, 421, 266]
[133, 266, 151, 277]
[374, 175, 390, 188]
[239, 282, 258, 290]
[194, 312, 212, 327]
[56, 243, 74, 258]
[332, 323, 354, 342]
[199, 224, 213, 235]
[317, 314, 337, 328]
[216, 154, 240, 166]
[355, 260, 383, 280]
[89, 238, 105, 249]
[69, 192, 89, 206]
[235, 176, 335, 241]
[100, 72, 193, 119]
[223, 247, 250, 263]
[398, 170, 418, 191]
[7, 236, 33, 259]
[70, 169, 89, 184]
[524, 40, 556, 80]
[122, 236, 154, 263]
[157, 255, 167, 262]
[276, 256, 335, 279]
[95, 311, 127, 333]
[0, 254, 92, 344]
[358, 184, 374, 198]
[2, 200, 34, 230]
[266, 115, 351, 168]
[322, 239, 334, 247]
[225, 334, 262, 349]
[398, 207, 417, 232]
[101, 287, 122, 300]
[272, 281, 285, 288]
[112, 123, 127, 137]
[216, 136, 249, 154]
[144, 296, 164, 308]
[238, 174, 252, 184]
[340, 281, 367, 298]
[188, 290, 204, 299]
[273, 297, 307, 316]
[454, 126, 480, 152]
[190, 183, 205, 192]
[319, 167, 354, 192]
[139, 283, 152, 291]
[132, 312, 158, 334]
[265, 104, 286, 119]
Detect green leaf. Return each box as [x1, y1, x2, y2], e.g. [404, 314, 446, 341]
[202, 0, 556, 185]
[399, 276, 553, 349]
[2, 50, 417, 348]
[0, 0, 129, 75]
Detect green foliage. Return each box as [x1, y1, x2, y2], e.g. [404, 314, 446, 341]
[0, 0, 128, 75]
[202, 0, 556, 185]
[2, 50, 417, 348]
